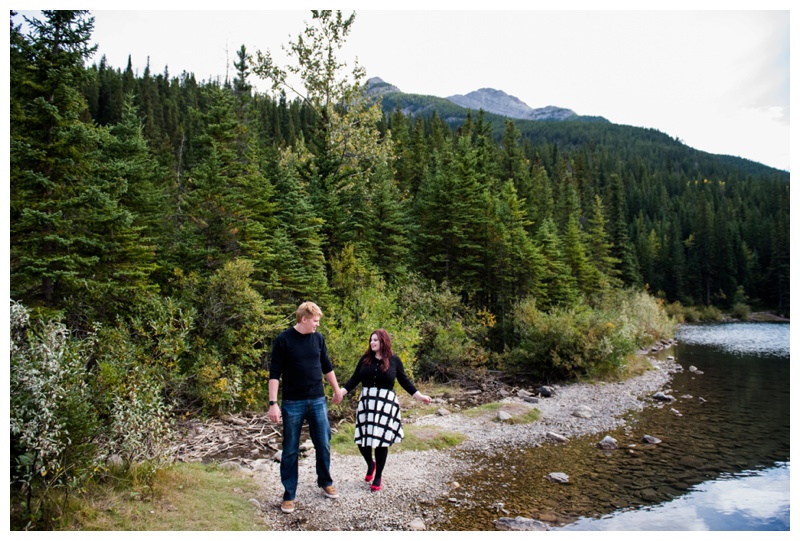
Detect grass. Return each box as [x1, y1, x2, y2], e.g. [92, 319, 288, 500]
[622, 353, 655, 379]
[59, 462, 269, 531]
[331, 421, 466, 454]
[462, 402, 541, 424]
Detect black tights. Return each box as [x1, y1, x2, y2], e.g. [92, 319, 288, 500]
[358, 445, 389, 484]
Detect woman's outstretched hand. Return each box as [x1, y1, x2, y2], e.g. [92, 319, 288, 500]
[332, 388, 347, 405]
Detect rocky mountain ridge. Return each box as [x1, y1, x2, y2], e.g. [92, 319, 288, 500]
[447, 87, 576, 121]
[367, 77, 578, 122]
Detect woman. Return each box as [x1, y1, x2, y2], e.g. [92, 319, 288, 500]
[340, 329, 431, 492]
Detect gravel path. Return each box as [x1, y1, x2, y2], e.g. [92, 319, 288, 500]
[247, 353, 680, 531]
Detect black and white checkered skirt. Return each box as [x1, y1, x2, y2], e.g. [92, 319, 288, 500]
[353, 387, 404, 447]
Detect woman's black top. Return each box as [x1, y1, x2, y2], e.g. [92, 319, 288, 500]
[343, 354, 418, 396]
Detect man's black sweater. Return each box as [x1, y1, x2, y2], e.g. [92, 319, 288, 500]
[269, 327, 334, 400]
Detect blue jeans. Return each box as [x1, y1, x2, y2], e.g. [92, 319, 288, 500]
[280, 396, 333, 501]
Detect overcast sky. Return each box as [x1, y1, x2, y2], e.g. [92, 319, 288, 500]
[11, 2, 793, 172]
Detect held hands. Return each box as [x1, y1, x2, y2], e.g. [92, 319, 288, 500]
[332, 388, 347, 405]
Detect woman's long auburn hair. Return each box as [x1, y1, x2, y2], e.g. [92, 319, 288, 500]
[361, 329, 393, 372]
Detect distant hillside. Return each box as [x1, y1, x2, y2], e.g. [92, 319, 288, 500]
[366, 77, 786, 177]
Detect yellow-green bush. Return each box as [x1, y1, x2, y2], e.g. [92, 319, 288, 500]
[502, 289, 674, 381]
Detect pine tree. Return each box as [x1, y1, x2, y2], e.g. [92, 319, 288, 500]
[527, 162, 554, 233]
[485, 180, 546, 328]
[173, 85, 277, 281]
[563, 213, 602, 297]
[606, 173, 641, 286]
[252, 10, 393, 263]
[264, 149, 329, 310]
[500, 120, 534, 205]
[413, 137, 489, 297]
[534, 218, 580, 309]
[365, 163, 412, 281]
[586, 194, 622, 288]
[10, 10, 156, 324]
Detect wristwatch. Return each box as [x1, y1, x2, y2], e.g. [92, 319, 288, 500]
[269, 400, 277, 406]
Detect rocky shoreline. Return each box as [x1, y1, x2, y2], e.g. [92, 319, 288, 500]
[239, 343, 681, 531]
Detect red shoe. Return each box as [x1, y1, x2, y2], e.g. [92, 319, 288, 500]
[370, 480, 382, 492]
[364, 463, 376, 483]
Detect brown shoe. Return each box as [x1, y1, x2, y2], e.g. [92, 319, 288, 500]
[281, 500, 295, 513]
[322, 485, 339, 499]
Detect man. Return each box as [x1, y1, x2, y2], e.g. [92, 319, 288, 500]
[268, 301, 344, 514]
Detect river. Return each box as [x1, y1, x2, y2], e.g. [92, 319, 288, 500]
[440, 322, 791, 530]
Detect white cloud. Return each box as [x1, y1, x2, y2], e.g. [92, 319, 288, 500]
[12, 7, 791, 171]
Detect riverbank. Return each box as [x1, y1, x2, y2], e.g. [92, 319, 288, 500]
[241, 347, 681, 531]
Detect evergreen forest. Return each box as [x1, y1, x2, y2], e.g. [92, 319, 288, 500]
[8, 10, 790, 527]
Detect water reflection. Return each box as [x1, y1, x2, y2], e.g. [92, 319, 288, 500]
[559, 463, 790, 531]
[676, 322, 789, 357]
[436, 323, 790, 531]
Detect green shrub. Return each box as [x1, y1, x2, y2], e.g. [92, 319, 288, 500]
[730, 302, 751, 320]
[10, 301, 100, 529]
[397, 276, 489, 381]
[683, 306, 701, 322]
[700, 305, 723, 321]
[91, 296, 194, 470]
[193, 259, 285, 412]
[665, 301, 685, 323]
[502, 289, 674, 381]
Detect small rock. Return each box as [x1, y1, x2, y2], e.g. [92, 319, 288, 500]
[248, 498, 261, 507]
[546, 472, 569, 483]
[546, 431, 569, 443]
[273, 450, 282, 462]
[598, 435, 618, 450]
[407, 518, 426, 531]
[538, 386, 556, 397]
[496, 517, 549, 531]
[571, 405, 594, 418]
[436, 408, 451, 416]
[517, 389, 532, 398]
[523, 396, 539, 404]
[643, 435, 662, 444]
[653, 391, 675, 401]
[491, 502, 510, 514]
[497, 411, 513, 421]
[698, 397, 707, 403]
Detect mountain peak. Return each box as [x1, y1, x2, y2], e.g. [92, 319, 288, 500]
[447, 87, 577, 121]
[366, 77, 401, 96]
[367, 78, 584, 122]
